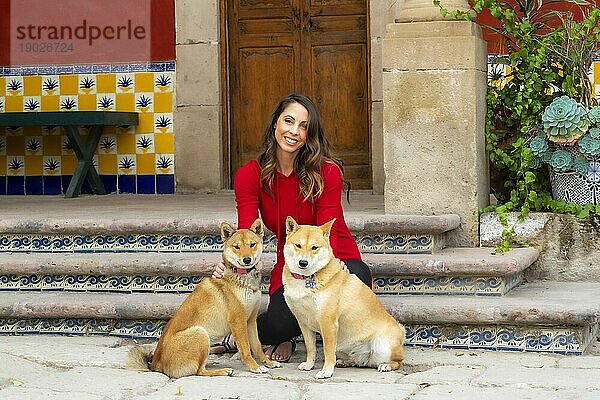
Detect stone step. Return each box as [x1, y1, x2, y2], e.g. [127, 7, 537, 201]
[0, 194, 459, 254]
[0, 247, 538, 296]
[0, 282, 597, 354]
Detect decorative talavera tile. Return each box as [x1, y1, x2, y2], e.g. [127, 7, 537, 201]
[0, 274, 201, 293]
[354, 234, 437, 254]
[405, 324, 588, 355]
[0, 318, 166, 339]
[372, 275, 521, 296]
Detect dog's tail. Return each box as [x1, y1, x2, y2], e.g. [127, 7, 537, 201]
[125, 345, 154, 372]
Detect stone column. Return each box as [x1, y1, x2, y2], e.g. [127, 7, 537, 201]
[174, 0, 222, 192]
[382, 0, 489, 246]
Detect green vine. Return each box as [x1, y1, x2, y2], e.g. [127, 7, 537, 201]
[435, 0, 600, 250]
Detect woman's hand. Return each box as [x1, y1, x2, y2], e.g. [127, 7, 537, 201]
[212, 262, 225, 279]
[340, 259, 349, 273]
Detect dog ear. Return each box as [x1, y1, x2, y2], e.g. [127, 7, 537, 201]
[220, 222, 235, 242]
[250, 218, 264, 237]
[320, 218, 336, 238]
[286, 216, 299, 235]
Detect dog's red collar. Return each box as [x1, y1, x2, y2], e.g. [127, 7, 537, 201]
[233, 266, 255, 275]
[291, 272, 317, 289]
[292, 273, 311, 280]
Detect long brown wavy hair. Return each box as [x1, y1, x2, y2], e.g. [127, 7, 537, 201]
[258, 93, 345, 202]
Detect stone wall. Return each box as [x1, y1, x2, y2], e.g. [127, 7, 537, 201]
[481, 212, 600, 282]
[174, 0, 222, 192]
[174, 0, 397, 193]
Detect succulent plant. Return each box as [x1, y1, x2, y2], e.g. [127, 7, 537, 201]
[578, 134, 600, 157]
[548, 149, 573, 172]
[589, 107, 600, 125]
[542, 96, 590, 145]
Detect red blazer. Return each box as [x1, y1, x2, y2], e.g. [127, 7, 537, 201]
[234, 160, 361, 295]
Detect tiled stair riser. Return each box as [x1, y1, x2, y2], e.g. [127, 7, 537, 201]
[0, 233, 440, 254]
[0, 318, 593, 355]
[0, 273, 523, 296]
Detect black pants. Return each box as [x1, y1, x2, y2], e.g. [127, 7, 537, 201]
[257, 259, 372, 345]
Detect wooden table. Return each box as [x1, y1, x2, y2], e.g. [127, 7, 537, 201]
[0, 111, 139, 198]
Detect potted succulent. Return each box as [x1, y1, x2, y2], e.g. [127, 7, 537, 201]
[530, 95, 600, 204]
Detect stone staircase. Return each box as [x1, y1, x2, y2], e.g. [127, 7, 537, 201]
[0, 194, 598, 355]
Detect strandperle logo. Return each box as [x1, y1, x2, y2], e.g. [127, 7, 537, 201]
[10, 0, 151, 64]
[15, 19, 147, 47]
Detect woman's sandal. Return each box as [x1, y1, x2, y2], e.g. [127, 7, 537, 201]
[210, 334, 237, 354]
[266, 339, 296, 363]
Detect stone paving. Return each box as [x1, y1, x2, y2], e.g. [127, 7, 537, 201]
[0, 334, 599, 399]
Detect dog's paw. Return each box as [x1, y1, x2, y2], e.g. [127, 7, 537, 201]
[315, 369, 333, 379]
[336, 359, 353, 368]
[298, 361, 314, 371]
[251, 365, 269, 374]
[377, 363, 392, 372]
[266, 360, 281, 369]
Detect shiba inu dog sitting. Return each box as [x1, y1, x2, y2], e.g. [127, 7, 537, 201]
[282, 216, 405, 379]
[127, 218, 280, 378]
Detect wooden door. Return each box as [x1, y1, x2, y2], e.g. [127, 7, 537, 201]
[226, 0, 371, 189]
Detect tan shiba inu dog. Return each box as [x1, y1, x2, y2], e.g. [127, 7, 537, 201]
[127, 218, 280, 378]
[282, 216, 405, 379]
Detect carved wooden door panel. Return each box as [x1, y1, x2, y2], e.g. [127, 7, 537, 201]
[227, 0, 371, 189]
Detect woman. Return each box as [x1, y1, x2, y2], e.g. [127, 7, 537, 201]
[212, 93, 372, 362]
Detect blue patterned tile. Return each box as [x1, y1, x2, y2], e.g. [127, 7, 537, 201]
[100, 175, 117, 194]
[148, 63, 166, 72]
[7, 176, 24, 195]
[156, 174, 174, 194]
[21, 66, 39, 76]
[137, 175, 155, 194]
[129, 63, 148, 72]
[25, 176, 43, 195]
[92, 64, 112, 73]
[111, 64, 130, 73]
[118, 175, 136, 194]
[73, 64, 93, 74]
[56, 65, 74, 74]
[372, 276, 515, 295]
[405, 324, 587, 355]
[43, 176, 62, 195]
[38, 66, 58, 75]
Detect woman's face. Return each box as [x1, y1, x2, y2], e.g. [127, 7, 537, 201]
[274, 102, 309, 157]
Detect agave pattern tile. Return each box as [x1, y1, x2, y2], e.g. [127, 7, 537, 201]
[372, 274, 523, 295]
[405, 324, 589, 355]
[354, 234, 437, 254]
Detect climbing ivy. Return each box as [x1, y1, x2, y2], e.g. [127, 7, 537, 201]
[435, 0, 600, 248]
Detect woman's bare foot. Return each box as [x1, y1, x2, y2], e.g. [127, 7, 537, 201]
[210, 334, 237, 354]
[265, 340, 296, 362]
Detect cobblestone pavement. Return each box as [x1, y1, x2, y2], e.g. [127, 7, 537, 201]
[0, 335, 599, 399]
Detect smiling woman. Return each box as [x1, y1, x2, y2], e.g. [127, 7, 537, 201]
[211, 93, 372, 363]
